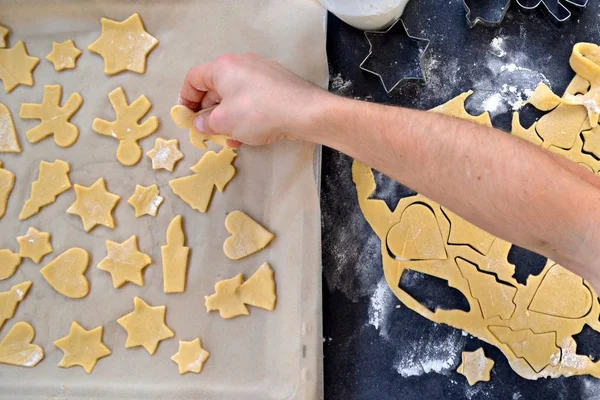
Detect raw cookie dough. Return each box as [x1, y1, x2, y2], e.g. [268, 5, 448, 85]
[17, 227, 53, 264]
[127, 184, 163, 217]
[0, 104, 22, 152]
[353, 84, 600, 381]
[457, 348, 494, 385]
[0, 322, 44, 367]
[88, 13, 158, 75]
[169, 148, 237, 213]
[170, 105, 230, 150]
[66, 178, 120, 231]
[0, 25, 8, 48]
[92, 87, 159, 166]
[0, 250, 21, 281]
[171, 338, 210, 374]
[0, 41, 40, 93]
[97, 236, 152, 288]
[19, 160, 72, 220]
[117, 297, 174, 355]
[0, 282, 32, 330]
[205, 262, 277, 319]
[146, 138, 184, 171]
[46, 40, 82, 71]
[0, 161, 15, 218]
[161, 215, 190, 293]
[40, 248, 90, 299]
[562, 43, 600, 127]
[223, 211, 275, 260]
[54, 321, 111, 374]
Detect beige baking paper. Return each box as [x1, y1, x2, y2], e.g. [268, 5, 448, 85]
[0, 1, 327, 398]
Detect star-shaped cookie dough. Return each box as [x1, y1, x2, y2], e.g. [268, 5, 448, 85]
[46, 40, 82, 71]
[66, 178, 121, 232]
[0, 25, 9, 48]
[0, 41, 40, 93]
[97, 236, 152, 288]
[54, 322, 111, 374]
[117, 297, 174, 355]
[17, 227, 53, 264]
[88, 13, 158, 75]
[457, 348, 495, 385]
[146, 138, 184, 172]
[171, 338, 210, 374]
[127, 184, 163, 217]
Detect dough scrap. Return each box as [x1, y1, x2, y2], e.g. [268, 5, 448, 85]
[169, 148, 237, 213]
[20, 85, 83, 147]
[40, 248, 90, 299]
[223, 211, 274, 260]
[0, 41, 40, 93]
[456, 348, 494, 386]
[0, 161, 15, 219]
[46, 40, 82, 71]
[171, 338, 210, 374]
[66, 178, 120, 232]
[146, 138, 184, 171]
[205, 262, 277, 319]
[17, 227, 53, 264]
[0, 25, 8, 48]
[353, 81, 600, 380]
[92, 87, 159, 166]
[19, 160, 72, 220]
[88, 13, 158, 75]
[526, 82, 562, 111]
[161, 215, 190, 293]
[511, 112, 542, 146]
[442, 207, 496, 256]
[171, 105, 230, 150]
[430, 90, 492, 127]
[97, 236, 152, 288]
[0, 103, 22, 152]
[117, 297, 174, 355]
[0, 249, 21, 281]
[0, 281, 32, 331]
[562, 43, 600, 127]
[54, 321, 111, 374]
[127, 184, 163, 217]
[0, 322, 44, 367]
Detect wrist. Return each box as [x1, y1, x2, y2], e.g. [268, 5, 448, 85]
[294, 89, 349, 145]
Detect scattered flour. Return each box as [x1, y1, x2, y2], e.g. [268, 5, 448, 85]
[367, 277, 394, 333]
[330, 73, 353, 94]
[579, 376, 600, 400]
[490, 37, 506, 58]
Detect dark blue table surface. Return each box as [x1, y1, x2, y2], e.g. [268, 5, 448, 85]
[321, 1, 600, 399]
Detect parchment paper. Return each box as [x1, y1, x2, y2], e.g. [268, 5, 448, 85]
[0, 1, 327, 398]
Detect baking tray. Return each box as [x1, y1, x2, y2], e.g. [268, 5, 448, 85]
[0, 1, 328, 398]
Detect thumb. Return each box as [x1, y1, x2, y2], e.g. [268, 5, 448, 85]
[193, 105, 231, 135]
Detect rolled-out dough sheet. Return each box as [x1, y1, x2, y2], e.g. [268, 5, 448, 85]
[0, 1, 327, 398]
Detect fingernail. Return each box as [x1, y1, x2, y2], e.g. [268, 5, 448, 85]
[194, 116, 205, 132]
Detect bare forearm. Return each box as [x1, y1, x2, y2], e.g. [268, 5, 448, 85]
[306, 94, 600, 282]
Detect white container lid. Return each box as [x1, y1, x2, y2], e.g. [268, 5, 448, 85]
[321, 0, 411, 31]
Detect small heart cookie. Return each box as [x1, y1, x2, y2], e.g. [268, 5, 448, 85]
[40, 248, 90, 299]
[223, 211, 274, 260]
[0, 322, 44, 367]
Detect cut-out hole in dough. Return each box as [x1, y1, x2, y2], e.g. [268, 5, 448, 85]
[507, 244, 547, 285]
[399, 269, 470, 313]
[573, 324, 600, 362]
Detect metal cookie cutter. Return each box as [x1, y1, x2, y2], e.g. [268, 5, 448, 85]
[516, 0, 589, 23]
[463, 0, 512, 27]
[359, 19, 430, 94]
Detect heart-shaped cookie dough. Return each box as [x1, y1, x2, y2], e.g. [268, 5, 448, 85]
[40, 247, 90, 299]
[223, 211, 274, 260]
[0, 322, 44, 367]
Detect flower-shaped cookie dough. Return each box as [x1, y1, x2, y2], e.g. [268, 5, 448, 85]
[171, 338, 210, 374]
[457, 348, 495, 385]
[17, 227, 53, 264]
[127, 184, 163, 217]
[66, 178, 120, 232]
[147, 138, 184, 171]
[46, 40, 82, 71]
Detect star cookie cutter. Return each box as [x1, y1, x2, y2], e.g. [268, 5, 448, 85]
[463, 0, 512, 27]
[516, 0, 588, 24]
[359, 19, 430, 94]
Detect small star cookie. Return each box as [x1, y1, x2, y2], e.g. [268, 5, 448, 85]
[127, 184, 163, 217]
[171, 338, 210, 374]
[66, 178, 120, 232]
[46, 40, 82, 71]
[457, 348, 495, 385]
[0, 41, 40, 93]
[97, 236, 152, 288]
[117, 297, 174, 355]
[54, 322, 111, 374]
[0, 25, 8, 48]
[17, 227, 53, 264]
[147, 138, 184, 171]
[88, 13, 158, 75]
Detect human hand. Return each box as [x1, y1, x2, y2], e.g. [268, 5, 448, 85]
[180, 53, 326, 146]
